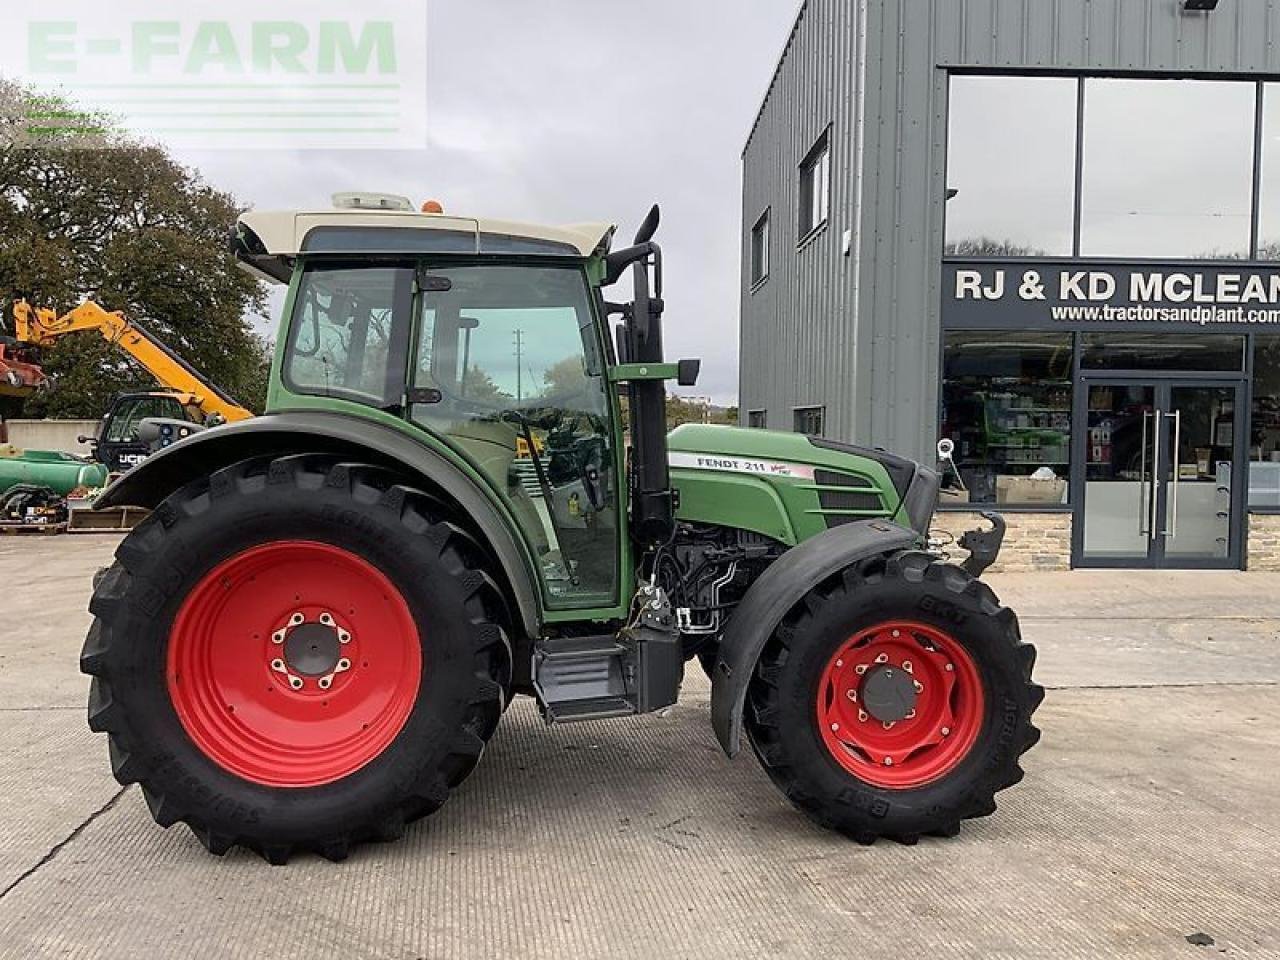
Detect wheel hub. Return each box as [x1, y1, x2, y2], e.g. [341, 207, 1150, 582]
[166, 541, 422, 788]
[860, 664, 918, 723]
[283, 622, 341, 677]
[816, 620, 986, 789]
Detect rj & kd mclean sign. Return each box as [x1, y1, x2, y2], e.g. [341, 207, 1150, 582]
[942, 260, 1280, 330]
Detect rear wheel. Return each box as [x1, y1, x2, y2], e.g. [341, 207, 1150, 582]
[744, 551, 1042, 843]
[81, 455, 512, 863]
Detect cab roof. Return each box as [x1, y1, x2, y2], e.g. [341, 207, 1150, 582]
[233, 200, 616, 285]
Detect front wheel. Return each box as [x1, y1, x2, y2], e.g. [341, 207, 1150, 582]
[744, 551, 1043, 843]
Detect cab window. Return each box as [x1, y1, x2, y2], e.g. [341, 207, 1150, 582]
[284, 264, 413, 406]
[105, 396, 185, 442]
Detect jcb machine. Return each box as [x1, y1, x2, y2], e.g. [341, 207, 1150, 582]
[12, 300, 253, 472]
[82, 195, 1042, 863]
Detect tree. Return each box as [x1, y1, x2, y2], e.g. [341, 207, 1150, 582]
[461, 364, 512, 405]
[541, 354, 585, 398]
[0, 78, 270, 418]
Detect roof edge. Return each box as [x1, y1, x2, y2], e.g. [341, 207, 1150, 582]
[741, 0, 812, 158]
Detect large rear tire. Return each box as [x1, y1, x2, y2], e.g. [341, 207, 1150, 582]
[744, 550, 1042, 843]
[81, 455, 512, 863]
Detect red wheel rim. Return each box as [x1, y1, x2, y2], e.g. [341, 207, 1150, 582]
[167, 541, 422, 788]
[815, 620, 984, 789]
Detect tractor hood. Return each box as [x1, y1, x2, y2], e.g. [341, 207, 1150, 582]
[666, 424, 937, 544]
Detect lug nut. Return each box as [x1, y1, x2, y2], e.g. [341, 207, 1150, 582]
[945, 663, 954, 672]
[905, 709, 916, 720]
[289, 676, 303, 690]
[337, 630, 351, 644]
[855, 664, 868, 675]
[289, 612, 304, 626]
[271, 630, 286, 645]
[830, 722, 839, 732]
[913, 680, 924, 693]
[319, 612, 334, 626]
[336, 658, 351, 672]
[857, 710, 868, 722]
[882, 721, 894, 730]
[270, 658, 286, 673]
[941, 726, 951, 737]
[875, 653, 889, 664]
[835, 658, 843, 667]
[902, 660, 913, 673]
[891, 629, 900, 638]
[846, 689, 857, 701]
[318, 676, 332, 690]
[883, 757, 893, 766]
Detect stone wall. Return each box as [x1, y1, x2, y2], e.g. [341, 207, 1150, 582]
[1247, 513, 1280, 571]
[932, 511, 1072, 573]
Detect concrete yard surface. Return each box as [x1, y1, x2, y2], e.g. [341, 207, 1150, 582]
[0, 536, 1277, 959]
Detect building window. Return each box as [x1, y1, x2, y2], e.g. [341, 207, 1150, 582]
[1250, 337, 1280, 507]
[1081, 333, 1246, 373]
[750, 209, 770, 286]
[793, 405, 825, 436]
[798, 130, 830, 240]
[1257, 84, 1280, 259]
[941, 332, 1073, 506]
[945, 76, 1077, 257]
[747, 409, 767, 428]
[1080, 78, 1254, 259]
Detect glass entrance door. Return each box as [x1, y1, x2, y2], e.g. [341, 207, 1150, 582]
[1080, 382, 1159, 563]
[1077, 379, 1245, 568]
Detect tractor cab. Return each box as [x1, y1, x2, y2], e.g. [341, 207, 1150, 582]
[87, 390, 203, 472]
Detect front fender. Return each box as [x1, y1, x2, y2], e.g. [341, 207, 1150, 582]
[710, 519, 919, 757]
[96, 411, 542, 637]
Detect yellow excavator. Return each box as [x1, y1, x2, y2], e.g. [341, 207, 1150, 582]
[13, 300, 253, 472]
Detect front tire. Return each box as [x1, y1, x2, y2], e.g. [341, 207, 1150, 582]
[81, 455, 512, 863]
[744, 551, 1042, 843]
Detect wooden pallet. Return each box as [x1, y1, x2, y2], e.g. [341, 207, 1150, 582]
[0, 521, 67, 536]
[67, 506, 149, 533]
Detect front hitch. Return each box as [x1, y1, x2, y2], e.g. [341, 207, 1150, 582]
[958, 511, 1006, 577]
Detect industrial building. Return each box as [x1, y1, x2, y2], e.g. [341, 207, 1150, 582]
[740, 0, 1280, 569]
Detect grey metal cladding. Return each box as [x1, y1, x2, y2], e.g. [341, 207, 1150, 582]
[741, 0, 1280, 463]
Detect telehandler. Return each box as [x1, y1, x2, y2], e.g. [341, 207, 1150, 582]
[12, 300, 253, 472]
[82, 194, 1042, 863]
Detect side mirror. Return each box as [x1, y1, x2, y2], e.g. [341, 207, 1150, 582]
[633, 204, 660, 245]
[676, 359, 700, 387]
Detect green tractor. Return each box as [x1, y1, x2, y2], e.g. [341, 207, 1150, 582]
[82, 194, 1042, 863]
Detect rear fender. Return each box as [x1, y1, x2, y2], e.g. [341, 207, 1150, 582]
[95, 411, 542, 637]
[710, 519, 919, 757]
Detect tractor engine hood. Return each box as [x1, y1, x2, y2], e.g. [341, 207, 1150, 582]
[666, 424, 938, 541]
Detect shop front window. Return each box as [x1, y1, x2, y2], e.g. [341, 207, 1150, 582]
[1081, 333, 1246, 373]
[941, 332, 1073, 506]
[1249, 336, 1280, 507]
[1080, 78, 1254, 259]
[945, 75, 1077, 257]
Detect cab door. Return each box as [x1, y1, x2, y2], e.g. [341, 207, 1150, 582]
[405, 262, 621, 609]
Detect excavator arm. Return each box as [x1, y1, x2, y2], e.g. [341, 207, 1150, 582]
[12, 300, 252, 424]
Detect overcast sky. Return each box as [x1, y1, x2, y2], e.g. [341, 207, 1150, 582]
[173, 2, 801, 406]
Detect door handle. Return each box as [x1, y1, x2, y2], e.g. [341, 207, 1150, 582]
[1139, 409, 1152, 537]
[1163, 410, 1181, 539]
[1148, 409, 1162, 541]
